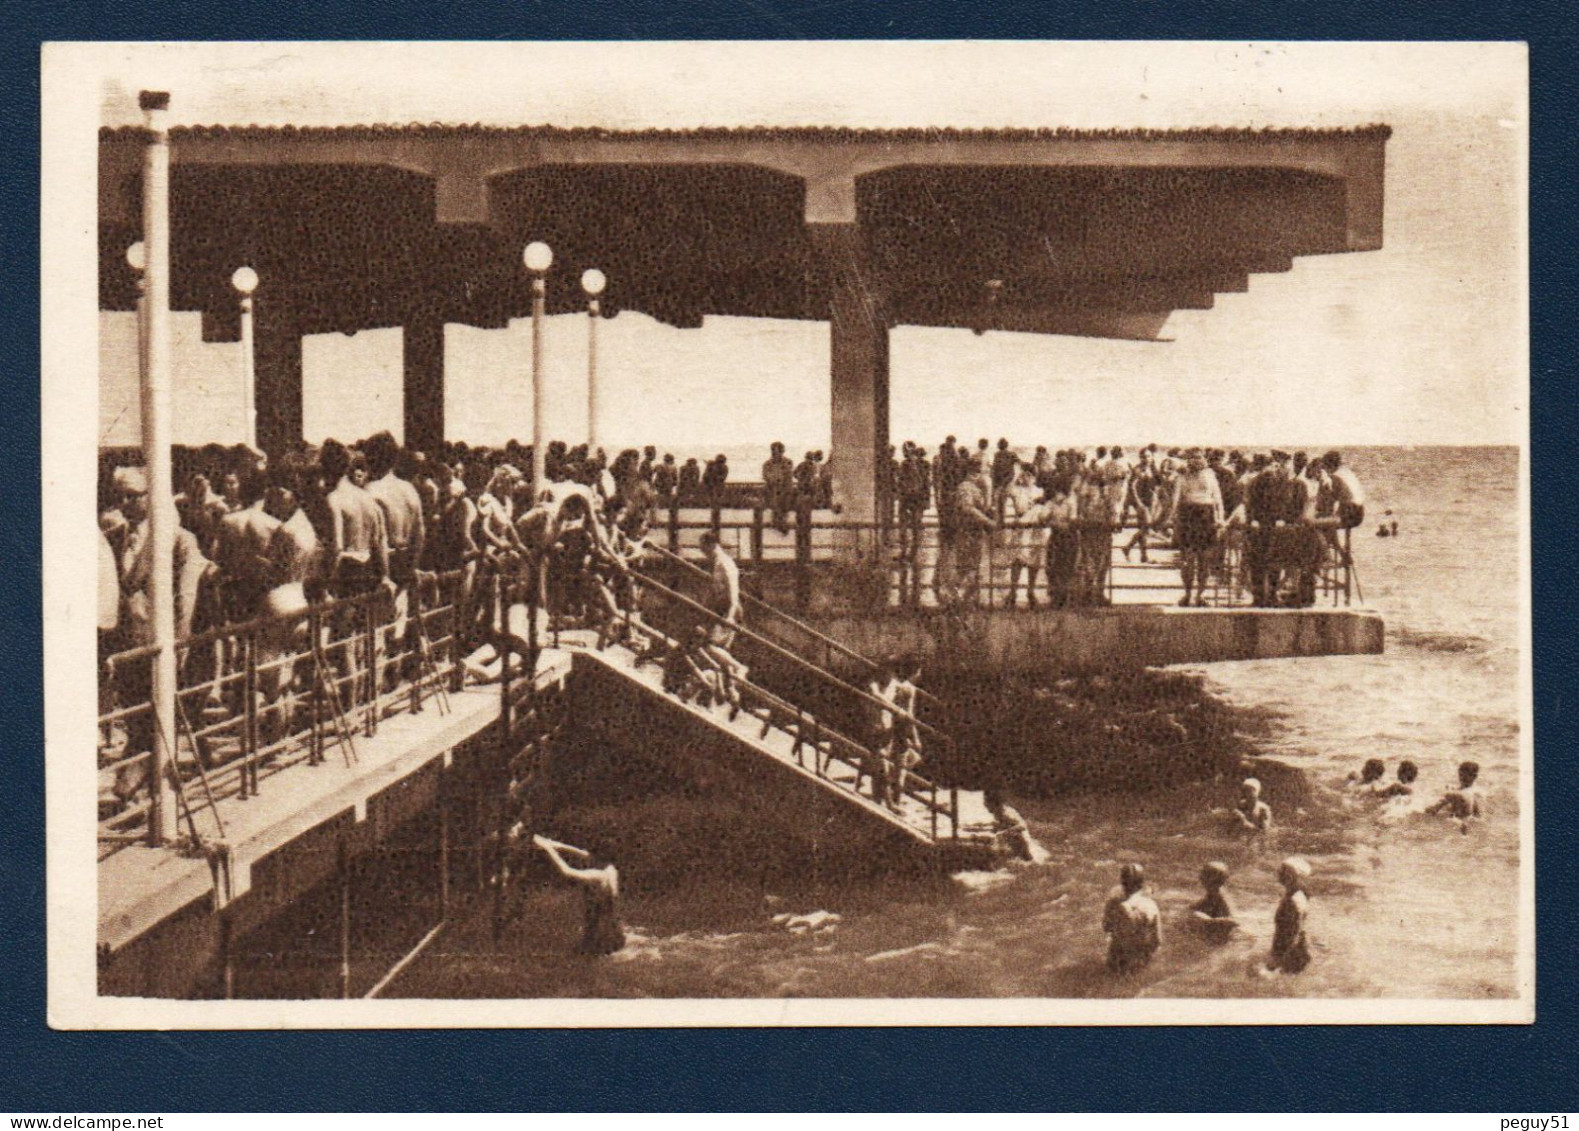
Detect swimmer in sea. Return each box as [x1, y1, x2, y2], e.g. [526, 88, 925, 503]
[1426, 760, 1484, 832]
[1377, 759, 1419, 801]
[1346, 758, 1387, 792]
[1102, 862, 1162, 975]
[984, 787, 1048, 864]
[1264, 857, 1313, 975]
[1235, 777, 1273, 836]
[533, 835, 626, 956]
[1190, 861, 1238, 944]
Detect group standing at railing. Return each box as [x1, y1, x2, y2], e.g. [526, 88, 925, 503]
[95, 430, 959, 836]
[879, 438, 1368, 609]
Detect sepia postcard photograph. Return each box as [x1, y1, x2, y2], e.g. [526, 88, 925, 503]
[41, 39, 1532, 1028]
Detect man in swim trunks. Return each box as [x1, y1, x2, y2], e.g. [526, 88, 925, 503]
[1103, 862, 1162, 974]
[533, 835, 625, 956]
[210, 463, 280, 625]
[700, 531, 742, 649]
[321, 439, 392, 600]
[364, 432, 428, 684]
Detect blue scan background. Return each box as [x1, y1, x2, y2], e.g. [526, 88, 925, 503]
[2, 0, 1575, 1112]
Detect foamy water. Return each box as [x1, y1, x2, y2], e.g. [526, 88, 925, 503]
[397, 446, 1523, 1001]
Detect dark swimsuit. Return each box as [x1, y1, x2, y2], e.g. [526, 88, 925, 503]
[580, 879, 626, 956]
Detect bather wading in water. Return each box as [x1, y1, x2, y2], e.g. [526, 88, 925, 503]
[533, 835, 626, 956]
[1102, 862, 1162, 975]
[1263, 856, 1313, 976]
[1190, 861, 1239, 944]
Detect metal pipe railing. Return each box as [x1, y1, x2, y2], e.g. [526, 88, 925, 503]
[602, 575, 960, 833]
[98, 568, 471, 849]
[637, 541, 948, 715]
[625, 567, 952, 758]
[645, 507, 1354, 612]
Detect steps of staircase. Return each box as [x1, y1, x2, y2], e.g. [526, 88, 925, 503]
[567, 638, 1000, 855]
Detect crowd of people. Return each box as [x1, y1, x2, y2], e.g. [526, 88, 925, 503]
[94, 434, 746, 808]
[884, 438, 1367, 609]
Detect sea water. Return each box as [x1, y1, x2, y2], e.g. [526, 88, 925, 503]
[398, 446, 1523, 1000]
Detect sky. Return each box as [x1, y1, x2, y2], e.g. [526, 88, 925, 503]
[81, 41, 1527, 449]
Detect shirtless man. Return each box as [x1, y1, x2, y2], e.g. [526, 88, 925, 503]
[321, 439, 392, 702]
[1103, 862, 1162, 974]
[364, 432, 427, 683]
[700, 532, 742, 647]
[258, 465, 322, 707]
[692, 533, 747, 707]
[985, 787, 1044, 863]
[533, 835, 626, 956]
[863, 660, 899, 808]
[321, 439, 392, 599]
[211, 465, 280, 625]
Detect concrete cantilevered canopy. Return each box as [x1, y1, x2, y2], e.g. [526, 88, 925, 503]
[99, 122, 1389, 520]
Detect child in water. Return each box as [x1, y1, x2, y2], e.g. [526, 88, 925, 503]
[1191, 861, 1238, 944]
[1264, 857, 1313, 975]
[1377, 760, 1419, 800]
[1427, 761, 1484, 832]
[1346, 758, 1386, 792]
[1235, 778, 1273, 836]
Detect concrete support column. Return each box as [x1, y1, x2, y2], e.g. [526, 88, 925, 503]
[254, 295, 303, 456]
[403, 312, 446, 455]
[808, 222, 890, 529]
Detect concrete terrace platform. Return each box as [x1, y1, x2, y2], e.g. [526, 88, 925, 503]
[98, 648, 575, 957]
[810, 604, 1385, 676]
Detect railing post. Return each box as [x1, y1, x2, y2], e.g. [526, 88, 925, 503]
[337, 836, 352, 999]
[438, 767, 450, 919]
[667, 505, 680, 555]
[363, 601, 378, 737]
[794, 507, 812, 613]
[219, 907, 235, 999]
[1344, 527, 1353, 606]
[751, 507, 764, 564]
[985, 534, 996, 610]
[308, 608, 324, 766]
[500, 588, 514, 737]
[241, 633, 258, 800]
[950, 787, 960, 841]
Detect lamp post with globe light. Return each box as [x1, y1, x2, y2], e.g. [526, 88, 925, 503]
[581, 268, 606, 448]
[523, 241, 553, 490]
[231, 266, 259, 449]
[126, 241, 147, 390]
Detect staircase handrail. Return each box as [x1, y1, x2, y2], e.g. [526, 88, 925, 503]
[636, 540, 947, 714]
[601, 587, 960, 830]
[627, 564, 952, 755]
